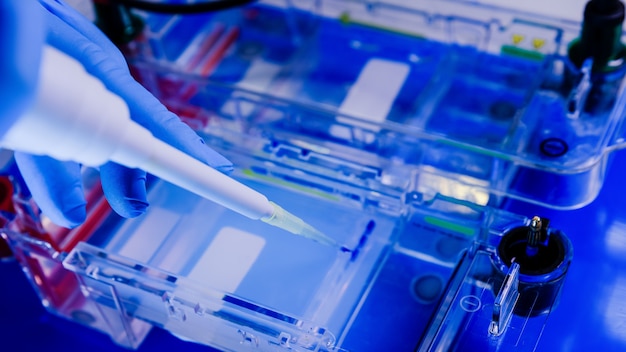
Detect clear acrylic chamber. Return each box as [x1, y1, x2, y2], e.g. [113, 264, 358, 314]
[6, 0, 620, 350]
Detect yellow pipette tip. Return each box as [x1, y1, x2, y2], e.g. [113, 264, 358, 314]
[261, 201, 344, 249]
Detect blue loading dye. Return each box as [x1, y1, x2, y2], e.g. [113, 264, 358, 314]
[348, 220, 376, 261]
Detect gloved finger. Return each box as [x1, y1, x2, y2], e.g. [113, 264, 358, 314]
[41, 1, 232, 171]
[0, 0, 45, 135]
[14, 153, 86, 228]
[43, 7, 233, 172]
[100, 162, 149, 218]
[39, 0, 126, 67]
[111, 76, 235, 173]
[41, 2, 232, 218]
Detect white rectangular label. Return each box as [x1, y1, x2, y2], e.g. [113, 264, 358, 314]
[331, 58, 409, 140]
[187, 226, 265, 292]
[338, 58, 410, 125]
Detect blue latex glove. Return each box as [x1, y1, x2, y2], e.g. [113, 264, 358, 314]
[10, 0, 233, 228]
[0, 1, 44, 138]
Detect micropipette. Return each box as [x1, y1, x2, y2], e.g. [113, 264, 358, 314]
[1, 45, 341, 249]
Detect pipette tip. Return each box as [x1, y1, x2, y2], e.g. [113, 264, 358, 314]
[262, 202, 344, 249]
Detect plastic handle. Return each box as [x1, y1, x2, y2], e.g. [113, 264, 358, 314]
[1, 45, 128, 166]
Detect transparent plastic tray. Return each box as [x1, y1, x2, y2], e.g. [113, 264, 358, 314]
[126, 0, 626, 209]
[2, 122, 573, 351]
[58, 141, 568, 351]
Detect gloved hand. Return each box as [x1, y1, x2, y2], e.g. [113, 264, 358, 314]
[10, 0, 233, 228]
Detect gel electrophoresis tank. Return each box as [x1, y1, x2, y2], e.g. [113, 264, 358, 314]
[3, 0, 622, 351]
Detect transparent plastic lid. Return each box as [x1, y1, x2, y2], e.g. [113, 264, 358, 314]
[124, 0, 626, 210]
